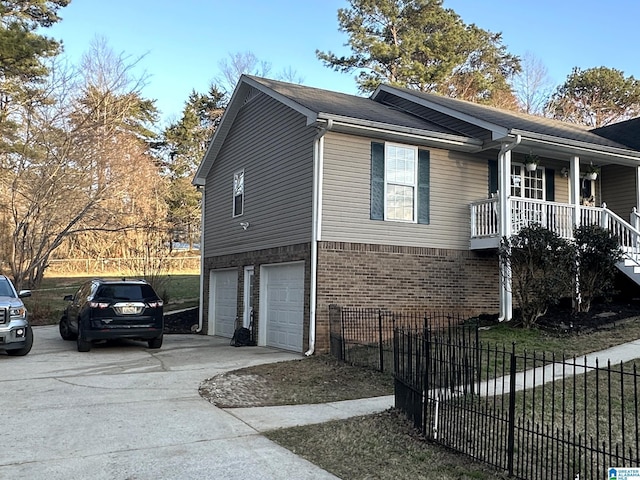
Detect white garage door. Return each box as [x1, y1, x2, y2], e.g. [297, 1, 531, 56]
[209, 270, 237, 338]
[262, 262, 304, 352]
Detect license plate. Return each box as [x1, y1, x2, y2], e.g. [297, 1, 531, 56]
[121, 306, 138, 314]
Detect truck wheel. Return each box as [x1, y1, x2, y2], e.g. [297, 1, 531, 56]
[7, 325, 33, 356]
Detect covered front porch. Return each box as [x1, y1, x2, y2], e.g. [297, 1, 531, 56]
[469, 135, 640, 321]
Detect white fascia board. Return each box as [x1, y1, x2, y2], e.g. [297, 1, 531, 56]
[317, 113, 483, 152]
[375, 85, 510, 139]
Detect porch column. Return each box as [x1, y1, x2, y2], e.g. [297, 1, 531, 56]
[498, 143, 514, 322]
[570, 156, 581, 229]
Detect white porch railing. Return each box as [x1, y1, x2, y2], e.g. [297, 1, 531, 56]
[471, 198, 640, 247]
[470, 198, 580, 241]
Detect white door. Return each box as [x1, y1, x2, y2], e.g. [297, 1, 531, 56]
[260, 262, 304, 352]
[243, 266, 254, 328]
[208, 270, 237, 338]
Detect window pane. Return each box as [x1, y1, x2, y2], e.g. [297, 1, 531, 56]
[386, 146, 415, 185]
[234, 194, 243, 216]
[386, 185, 414, 221]
[524, 168, 544, 200]
[233, 170, 244, 217]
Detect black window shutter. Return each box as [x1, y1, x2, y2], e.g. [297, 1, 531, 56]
[370, 142, 385, 220]
[488, 159, 498, 196]
[417, 149, 430, 224]
[545, 168, 555, 202]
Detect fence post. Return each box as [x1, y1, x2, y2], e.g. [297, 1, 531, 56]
[475, 320, 481, 396]
[378, 310, 384, 373]
[507, 343, 517, 477]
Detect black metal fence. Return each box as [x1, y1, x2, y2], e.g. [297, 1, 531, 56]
[328, 305, 475, 373]
[395, 327, 640, 479]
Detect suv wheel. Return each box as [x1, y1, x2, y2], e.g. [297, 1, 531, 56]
[6, 325, 33, 356]
[147, 335, 163, 349]
[59, 316, 77, 341]
[77, 322, 91, 352]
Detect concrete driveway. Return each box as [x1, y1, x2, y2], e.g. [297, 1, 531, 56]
[0, 326, 339, 479]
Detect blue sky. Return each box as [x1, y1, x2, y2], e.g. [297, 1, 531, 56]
[46, 0, 640, 127]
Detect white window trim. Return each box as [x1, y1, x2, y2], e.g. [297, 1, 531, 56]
[511, 162, 546, 201]
[232, 169, 244, 218]
[384, 142, 419, 223]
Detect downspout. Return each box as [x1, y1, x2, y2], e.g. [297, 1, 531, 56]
[306, 118, 332, 356]
[498, 134, 521, 322]
[196, 185, 205, 333]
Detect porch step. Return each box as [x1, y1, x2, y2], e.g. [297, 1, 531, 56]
[618, 247, 640, 286]
[617, 262, 640, 286]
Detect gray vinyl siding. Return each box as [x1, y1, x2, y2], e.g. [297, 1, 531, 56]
[601, 164, 637, 219]
[321, 132, 489, 250]
[203, 93, 315, 257]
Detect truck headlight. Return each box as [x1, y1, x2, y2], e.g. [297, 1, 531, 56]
[10, 307, 26, 319]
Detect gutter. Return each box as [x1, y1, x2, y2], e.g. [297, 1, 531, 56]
[509, 129, 640, 163]
[317, 114, 483, 152]
[306, 119, 333, 356]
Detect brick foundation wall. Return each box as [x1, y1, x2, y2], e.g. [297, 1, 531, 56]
[202, 243, 311, 350]
[314, 241, 499, 353]
[202, 241, 499, 356]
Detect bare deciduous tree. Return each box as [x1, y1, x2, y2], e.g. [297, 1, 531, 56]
[511, 51, 554, 115]
[0, 38, 163, 288]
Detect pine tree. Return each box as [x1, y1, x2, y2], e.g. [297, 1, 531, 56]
[317, 0, 520, 106]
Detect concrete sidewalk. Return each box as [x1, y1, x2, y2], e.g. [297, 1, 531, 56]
[225, 395, 395, 432]
[223, 337, 640, 434]
[477, 337, 640, 396]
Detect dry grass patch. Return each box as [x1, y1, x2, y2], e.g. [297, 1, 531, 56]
[266, 409, 508, 480]
[199, 354, 393, 408]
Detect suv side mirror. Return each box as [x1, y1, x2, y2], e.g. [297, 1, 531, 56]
[18, 290, 31, 298]
[63, 295, 73, 302]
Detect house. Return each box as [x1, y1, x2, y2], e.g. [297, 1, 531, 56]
[192, 75, 640, 354]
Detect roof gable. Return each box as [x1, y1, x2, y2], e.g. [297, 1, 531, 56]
[193, 76, 477, 185]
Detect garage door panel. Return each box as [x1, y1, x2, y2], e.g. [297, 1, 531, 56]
[211, 270, 237, 338]
[263, 263, 304, 352]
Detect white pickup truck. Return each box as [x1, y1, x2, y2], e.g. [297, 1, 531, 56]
[0, 275, 33, 356]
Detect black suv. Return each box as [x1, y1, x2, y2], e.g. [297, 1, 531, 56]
[60, 279, 164, 352]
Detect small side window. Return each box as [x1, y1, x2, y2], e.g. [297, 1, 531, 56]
[233, 169, 244, 217]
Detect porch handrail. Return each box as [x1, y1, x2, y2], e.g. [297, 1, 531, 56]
[599, 205, 640, 265]
[509, 198, 575, 240]
[631, 207, 640, 231]
[470, 199, 640, 263]
[470, 198, 578, 240]
[470, 197, 498, 238]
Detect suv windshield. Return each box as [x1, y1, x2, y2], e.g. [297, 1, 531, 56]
[95, 284, 157, 301]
